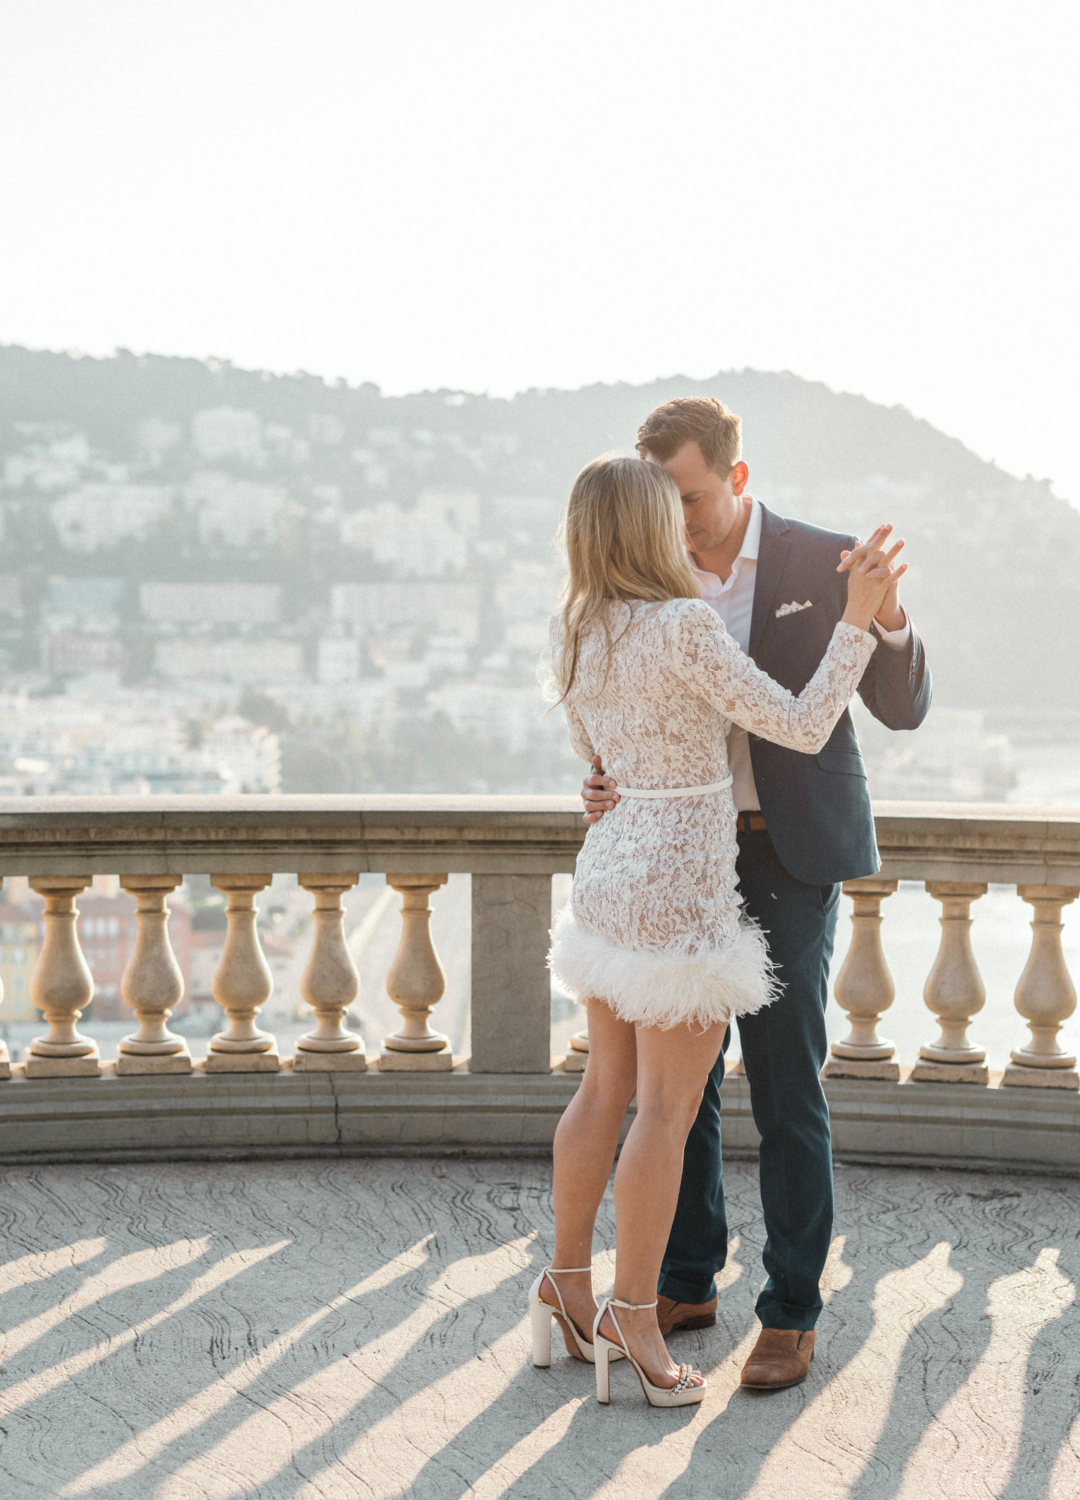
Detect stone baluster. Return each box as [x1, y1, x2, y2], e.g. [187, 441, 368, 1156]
[824, 878, 900, 1080]
[563, 1026, 589, 1073]
[912, 882, 989, 1084]
[25, 877, 101, 1078]
[1003, 886, 1079, 1091]
[293, 873, 367, 1072]
[205, 874, 279, 1073]
[379, 874, 452, 1071]
[0, 878, 8, 1081]
[116, 875, 192, 1074]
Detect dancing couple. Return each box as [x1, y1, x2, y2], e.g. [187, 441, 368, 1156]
[533, 397, 930, 1408]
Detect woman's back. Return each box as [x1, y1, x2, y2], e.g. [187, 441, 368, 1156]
[554, 597, 734, 793]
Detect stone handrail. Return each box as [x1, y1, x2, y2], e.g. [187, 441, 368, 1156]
[0, 797, 1077, 1102]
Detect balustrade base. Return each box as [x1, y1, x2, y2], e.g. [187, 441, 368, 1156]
[116, 1050, 192, 1076]
[1002, 1064, 1080, 1091]
[378, 1048, 454, 1071]
[560, 1052, 586, 1073]
[205, 1046, 280, 1073]
[293, 1049, 369, 1072]
[823, 1057, 902, 1081]
[911, 1059, 990, 1085]
[24, 1053, 103, 1078]
[0, 1069, 1077, 1172]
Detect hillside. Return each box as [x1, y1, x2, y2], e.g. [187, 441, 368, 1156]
[1, 343, 1077, 721]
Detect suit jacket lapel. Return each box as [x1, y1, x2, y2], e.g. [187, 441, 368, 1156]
[750, 504, 792, 658]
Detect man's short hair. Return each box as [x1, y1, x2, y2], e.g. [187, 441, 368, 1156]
[636, 397, 743, 475]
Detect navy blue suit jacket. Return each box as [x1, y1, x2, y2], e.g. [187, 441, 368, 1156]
[746, 504, 931, 886]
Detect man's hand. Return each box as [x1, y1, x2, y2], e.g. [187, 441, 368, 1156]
[839, 536, 907, 633]
[581, 754, 619, 823]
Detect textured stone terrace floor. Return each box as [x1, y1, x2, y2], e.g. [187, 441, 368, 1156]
[1, 1158, 1078, 1500]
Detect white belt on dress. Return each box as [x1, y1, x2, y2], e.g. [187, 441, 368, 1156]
[616, 775, 734, 799]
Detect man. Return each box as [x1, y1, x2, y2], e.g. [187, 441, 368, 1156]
[581, 397, 930, 1390]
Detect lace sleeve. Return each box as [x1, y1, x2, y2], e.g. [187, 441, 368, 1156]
[666, 602, 877, 755]
[563, 698, 595, 762]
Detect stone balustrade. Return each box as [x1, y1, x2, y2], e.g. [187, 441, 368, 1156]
[0, 797, 1077, 1167]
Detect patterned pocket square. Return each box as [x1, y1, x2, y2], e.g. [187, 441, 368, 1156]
[775, 599, 813, 618]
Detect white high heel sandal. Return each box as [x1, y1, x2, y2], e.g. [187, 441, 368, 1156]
[593, 1296, 707, 1408]
[529, 1266, 622, 1366]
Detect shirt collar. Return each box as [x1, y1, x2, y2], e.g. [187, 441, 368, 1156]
[688, 497, 761, 599]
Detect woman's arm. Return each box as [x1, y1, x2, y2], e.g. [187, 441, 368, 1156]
[667, 604, 877, 755]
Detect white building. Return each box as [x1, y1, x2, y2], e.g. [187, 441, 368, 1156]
[316, 638, 360, 684]
[426, 681, 551, 755]
[0, 692, 281, 795]
[50, 484, 175, 552]
[331, 582, 479, 643]
[339, 488, 479, 578]
[191, 407, 265, 463]
[494, 558, 562, 621]
[141, 581, 281, 627]
[186, 472, 289, 548]
[155, 639, 304, 682]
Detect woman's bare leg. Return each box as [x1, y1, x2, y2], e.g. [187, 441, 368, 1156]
[598, 1019, 727, 1387]
[544, 997, 637, 1345]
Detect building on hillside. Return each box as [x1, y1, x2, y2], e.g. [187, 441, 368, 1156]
[425, 681, 554, 756]
[42, 632, 124, 677]
[186, 471, 289, 548]
[42, 576, 125, 633]
[191, 408, 265, 463]
[154, 639, 303, 683]
[266, 678, 398, 731]
[331, 582, 480, 643]
[339, 489, 479, 578]
[141, 582, 281, 626]
[188, 917, 226, 1010]
[0, 576, 23, 616]
[0, 897, 40, 1025]
[38, 576, 127, 682]
[316, 637, 361, 684]
[0, 693, 281, 796]
[49, 484, 174, 552]
[198, 717, 281, 792]
[493, 557, 561, 660]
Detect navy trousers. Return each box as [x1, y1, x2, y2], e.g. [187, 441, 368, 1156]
[658, 827, 840, 1331]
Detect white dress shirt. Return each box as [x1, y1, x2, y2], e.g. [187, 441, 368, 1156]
[689, 498, 911, 813]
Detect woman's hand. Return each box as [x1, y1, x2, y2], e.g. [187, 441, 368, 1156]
[837, 524, 908, 632]
[582, 754, 619, 823]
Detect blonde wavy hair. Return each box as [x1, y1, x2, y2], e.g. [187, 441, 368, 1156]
[552, 455, 699, 704]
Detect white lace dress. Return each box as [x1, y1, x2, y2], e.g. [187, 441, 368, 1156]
[548, 598, 877, 1029]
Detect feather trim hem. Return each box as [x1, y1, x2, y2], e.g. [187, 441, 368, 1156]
[548, 905, 781, 1030]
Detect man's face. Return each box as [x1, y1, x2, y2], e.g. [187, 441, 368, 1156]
[647, 440, 749, 555]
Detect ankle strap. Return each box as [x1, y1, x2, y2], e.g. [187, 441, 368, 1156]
[611, 1297, 658, 1310]
[547, 1266, 591, 1273]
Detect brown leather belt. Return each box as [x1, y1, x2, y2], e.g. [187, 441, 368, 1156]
[736, 812, 768, 833]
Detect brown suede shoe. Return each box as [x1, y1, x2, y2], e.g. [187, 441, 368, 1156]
[657, 1294, 718, 1336]
[740, 1328, 816, 1390]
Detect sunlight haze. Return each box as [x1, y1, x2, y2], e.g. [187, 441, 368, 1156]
[1, 0, 1077, 500]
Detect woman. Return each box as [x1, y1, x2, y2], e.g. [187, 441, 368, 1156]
[533, 456, 904, 1409]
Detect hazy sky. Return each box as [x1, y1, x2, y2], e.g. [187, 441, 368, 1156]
[2, 1, 1078, 501]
